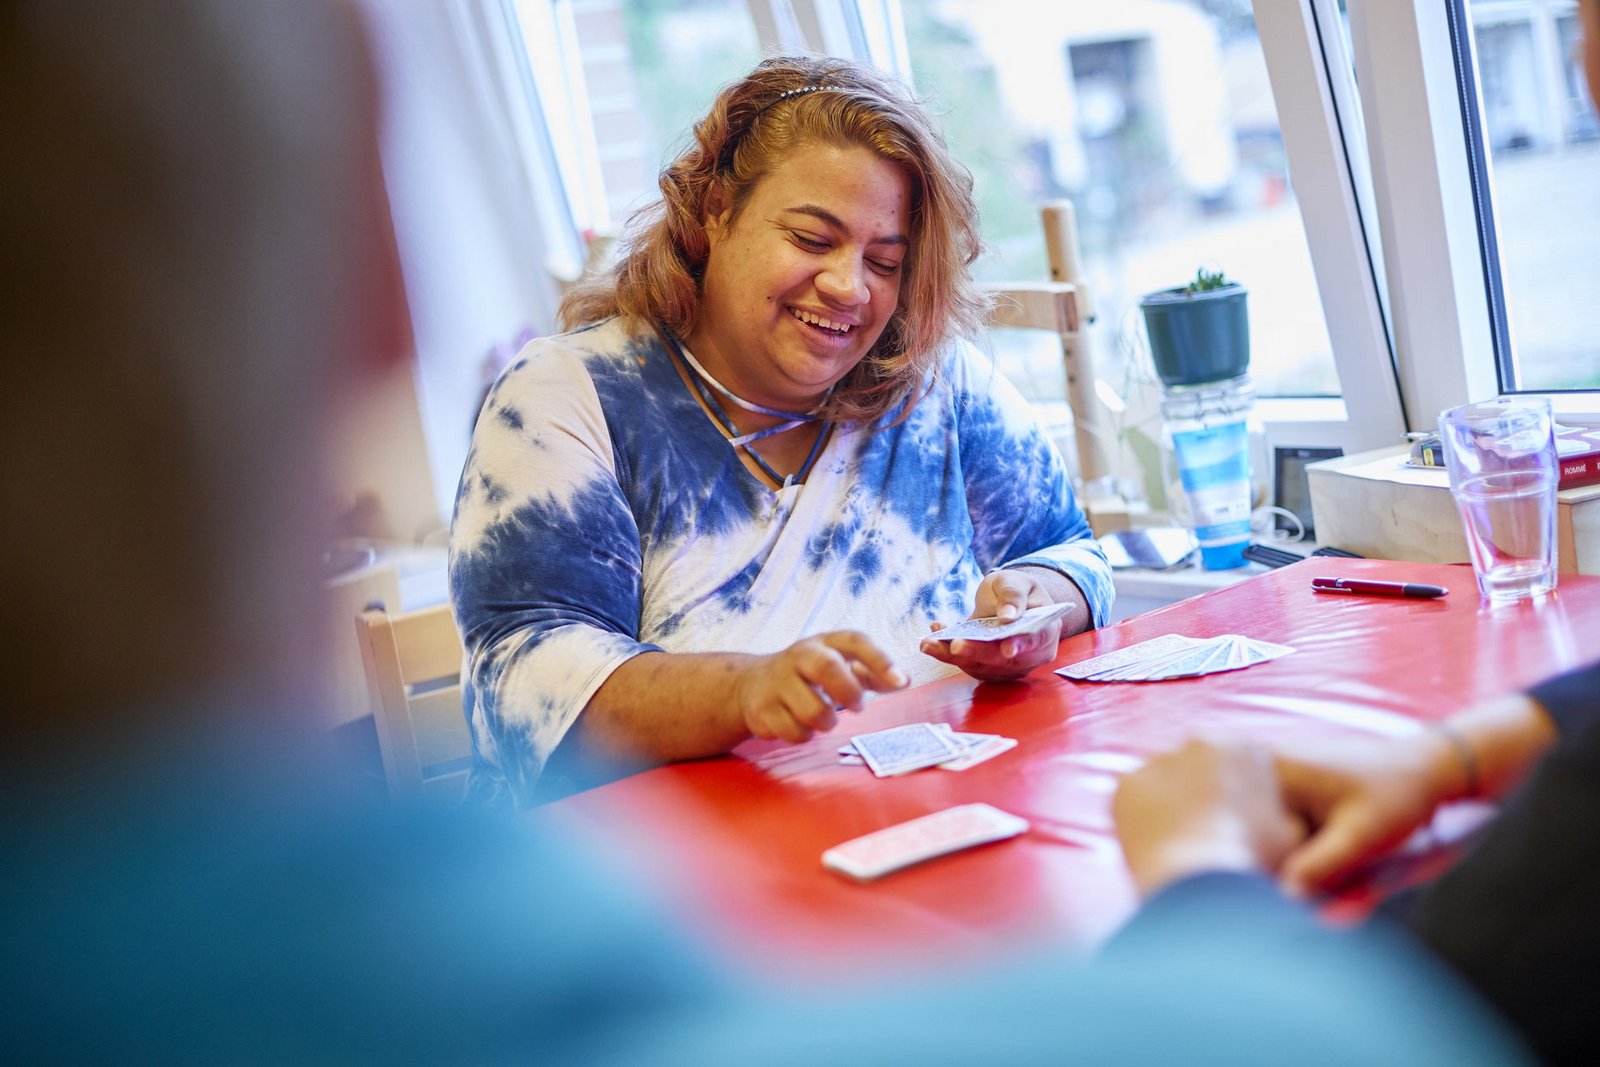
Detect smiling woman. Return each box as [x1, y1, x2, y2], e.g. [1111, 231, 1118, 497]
[449, 56, 1113, 806]
[693, 142, 910, 419]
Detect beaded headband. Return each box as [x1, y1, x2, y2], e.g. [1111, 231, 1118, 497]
[750, 83, 838, 120]
[718, 82, 847, 171]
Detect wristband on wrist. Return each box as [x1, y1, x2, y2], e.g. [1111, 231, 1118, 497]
[1429, 720, 1482, 799]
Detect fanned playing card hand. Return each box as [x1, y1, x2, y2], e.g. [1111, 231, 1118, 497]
[1056, 633, 1294, 683]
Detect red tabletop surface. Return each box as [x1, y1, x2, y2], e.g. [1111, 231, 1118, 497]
[536, 558, 1600, 977]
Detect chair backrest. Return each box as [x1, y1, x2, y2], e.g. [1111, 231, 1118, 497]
[322, 558, 402, 728]
[980, 200, 1132, 535]
[355, 602, 471, 804]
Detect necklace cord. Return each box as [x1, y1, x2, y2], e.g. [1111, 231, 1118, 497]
[664, 332, 832, 487]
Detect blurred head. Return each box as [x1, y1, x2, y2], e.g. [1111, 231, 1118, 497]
[560, 56, 988, 423]
[0, 0, 407, 767]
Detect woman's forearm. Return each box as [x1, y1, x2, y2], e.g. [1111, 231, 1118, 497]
[570, 650, 757, 766]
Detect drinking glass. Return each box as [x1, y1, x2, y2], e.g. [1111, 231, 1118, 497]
[1438, 398, 1558, 602]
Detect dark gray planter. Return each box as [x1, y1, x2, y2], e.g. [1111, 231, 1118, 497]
[1140, 283, 1250, 388]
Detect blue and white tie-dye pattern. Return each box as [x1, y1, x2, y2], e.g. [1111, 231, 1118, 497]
[450, 317, 1112, 805]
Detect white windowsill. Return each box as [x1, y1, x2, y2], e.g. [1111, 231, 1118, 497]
[1108, 558, 1272, 623]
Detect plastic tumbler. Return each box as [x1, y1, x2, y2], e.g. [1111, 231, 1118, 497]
[1437, 397, 1559, 602]
[1162, 375, 1254, 570]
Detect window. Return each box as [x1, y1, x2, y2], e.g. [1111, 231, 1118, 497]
[517, 0, 762, 233]
[506, 0, 1599, 484]
[1464, 0, 1600, 393]
[898, 1, 1342, 401]
[1348, 0, 1600, 425]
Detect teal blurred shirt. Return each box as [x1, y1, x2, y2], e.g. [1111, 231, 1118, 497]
[1, 722, 1530, 1064]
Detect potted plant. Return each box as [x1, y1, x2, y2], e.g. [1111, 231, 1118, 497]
[1139, 268, 1250, 388]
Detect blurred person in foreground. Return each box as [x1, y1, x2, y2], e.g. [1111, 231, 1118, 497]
[0, 1, 1531, 1062]
[450, 55, 1113, 807]
[1116, 10, 1600, 1061]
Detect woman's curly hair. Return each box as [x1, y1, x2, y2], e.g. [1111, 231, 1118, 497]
[559, 55, 990, 423]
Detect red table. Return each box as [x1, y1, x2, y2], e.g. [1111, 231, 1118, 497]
[538, 558, 1600, 976]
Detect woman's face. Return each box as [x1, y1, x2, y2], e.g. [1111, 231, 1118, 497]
[690, 141, 911, 411]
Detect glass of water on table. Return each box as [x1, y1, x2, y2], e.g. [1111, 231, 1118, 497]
[1438, 397, 1559, 602]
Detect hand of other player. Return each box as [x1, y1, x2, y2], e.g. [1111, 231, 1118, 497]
[734, 631, 908, 744]
[1271, 733, 1462, 897]
[1113, 738, 1306, 899]
[920, 568, 1077, 682]
[1273, 691, 1557, 896]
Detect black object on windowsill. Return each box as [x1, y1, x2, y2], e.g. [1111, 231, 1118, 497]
[1244, 543, 1367, 569]
[1244, 543, 1304, 568]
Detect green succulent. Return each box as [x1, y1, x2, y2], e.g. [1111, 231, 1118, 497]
[1184, 267, 1232, 294]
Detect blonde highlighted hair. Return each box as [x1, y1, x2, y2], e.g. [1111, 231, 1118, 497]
[559, 56, 989, 423]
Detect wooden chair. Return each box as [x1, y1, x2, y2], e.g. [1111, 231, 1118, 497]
[321, 557, 402, 729]
[355, 602, 472, 804]
[982, 200, 1130, 534]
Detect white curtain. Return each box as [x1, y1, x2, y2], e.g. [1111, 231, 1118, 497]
[361, 0, 579, 526]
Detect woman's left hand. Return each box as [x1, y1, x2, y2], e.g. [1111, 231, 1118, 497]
[920, 568, 1079, 682]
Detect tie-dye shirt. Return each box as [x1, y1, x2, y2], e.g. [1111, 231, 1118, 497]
[449, 317, 1112, 805]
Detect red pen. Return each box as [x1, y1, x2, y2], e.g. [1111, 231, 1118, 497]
[1311, 576, 1448, 599]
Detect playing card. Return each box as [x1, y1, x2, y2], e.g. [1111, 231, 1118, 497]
[1148, 636, 1293, 680]
[821, 803, 1030, 881]
[939, 734, 1018, 771]
[1159, 640, 1239, 679]
[945, 729, 993, 748]
[1055, 634, 1205, 680]
[928, 601, 1075, 644]
[841, 728, 948, 763]
[841, 726, 1019, 772]
[1081, 641, 1197, 681]
[1164, 639, 1237, 675]
[1243, 637, 1295, 662]
[850, 722, 966, 777]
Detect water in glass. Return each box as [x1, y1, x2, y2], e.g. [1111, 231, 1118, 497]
[1440, 397, 1558, 602]
[1452, 468, 1557, 601]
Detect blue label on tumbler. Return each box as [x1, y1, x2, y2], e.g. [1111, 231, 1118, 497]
[1172, 420, 1251, 569]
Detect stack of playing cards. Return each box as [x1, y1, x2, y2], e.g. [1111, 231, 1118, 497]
[1055, 633, 1294, 683]
[839, 722, 1018, 776]
[927, 601, 1074, 644]
[822, 802, 1030, 881]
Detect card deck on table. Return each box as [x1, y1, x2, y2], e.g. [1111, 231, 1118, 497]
[841, 725, 1019, 774]
[927, 601, 1074, 644]
[821, 803, 1031, 881]
[849, 722, 966, 776]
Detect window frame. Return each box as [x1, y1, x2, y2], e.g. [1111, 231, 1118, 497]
[1250, 0, 1408, 451]
[750, 0, 910, 72]
[513, 0, 610, 237]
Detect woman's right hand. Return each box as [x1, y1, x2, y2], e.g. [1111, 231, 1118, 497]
[734, 631, 908, 743]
